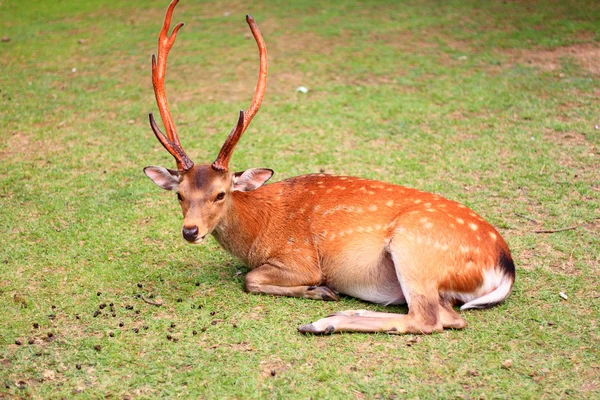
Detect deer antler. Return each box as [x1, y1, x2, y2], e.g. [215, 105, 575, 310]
[212, 14, 268, 172]
[149, 0, 194, 172]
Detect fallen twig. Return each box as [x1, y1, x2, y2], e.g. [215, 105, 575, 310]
[515, 212, 539, 224]
[534, 226, 577, 234]
[140, 294, 162, 307]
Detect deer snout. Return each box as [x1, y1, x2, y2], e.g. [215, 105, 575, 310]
[182, 225, 199, 242]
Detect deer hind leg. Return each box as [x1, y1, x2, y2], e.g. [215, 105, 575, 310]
[298, 293, 443, 334]
[245, 263, 338, 301]
[326, 299, 467, 330]
[299, 236, 464, 334]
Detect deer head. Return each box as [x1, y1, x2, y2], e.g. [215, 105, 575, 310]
[144, 0, 271, 243]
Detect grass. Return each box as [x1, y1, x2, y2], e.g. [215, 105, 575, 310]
[1, 0, 599, 397]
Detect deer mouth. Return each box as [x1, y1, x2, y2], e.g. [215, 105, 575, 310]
[191, 235, 207, 245]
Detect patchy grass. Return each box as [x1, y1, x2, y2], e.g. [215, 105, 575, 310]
[1, 0, 599, 398]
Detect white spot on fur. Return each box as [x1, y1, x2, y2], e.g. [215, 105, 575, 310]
[469, 223, 478, 231]
[460, 245, 470, 253]
[414, 199, 422, 204]
[489, 232, 497, 241]
[368, 205, 377, 212]
[456, 217, 465, 224]
[386, 200, 394, 207]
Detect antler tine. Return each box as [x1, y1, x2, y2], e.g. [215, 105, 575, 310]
[212, 14, 268, 172]
[150, 0, 193, 172]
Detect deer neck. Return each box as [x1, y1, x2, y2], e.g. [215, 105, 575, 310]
[211, 190, 274, 266]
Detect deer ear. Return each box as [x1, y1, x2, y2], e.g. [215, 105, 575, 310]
[232, 168, 274, 192]
[144, 166, 180, 191]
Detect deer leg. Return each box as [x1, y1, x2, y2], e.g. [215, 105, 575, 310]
[299, 236, 453, 334]
[438, 298, 467, 329]
[245, 263, 338, 301]
[325, 299, 466, 329]
[298, 294, 442, 334]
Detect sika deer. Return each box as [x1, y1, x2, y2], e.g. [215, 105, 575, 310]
[144, 0, 515, 334]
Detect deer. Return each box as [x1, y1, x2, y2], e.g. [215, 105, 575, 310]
[143, 0, 515, 335]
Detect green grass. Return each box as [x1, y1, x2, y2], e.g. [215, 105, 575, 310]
[1, 0, 599, 397]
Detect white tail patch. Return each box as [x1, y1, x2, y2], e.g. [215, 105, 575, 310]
[459, 268, 514, 310]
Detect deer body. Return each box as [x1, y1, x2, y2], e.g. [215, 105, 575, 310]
[144, 0, 515, 334]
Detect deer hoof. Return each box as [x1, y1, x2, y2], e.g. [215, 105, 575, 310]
[298, 324, 335, 335]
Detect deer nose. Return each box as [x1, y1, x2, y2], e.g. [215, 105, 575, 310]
[182, 225, 199, 242]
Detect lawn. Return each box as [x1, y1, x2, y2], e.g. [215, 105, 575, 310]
[1, 0, 599, 398]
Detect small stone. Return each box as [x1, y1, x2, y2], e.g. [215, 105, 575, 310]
[177, 298, 183, 303]
[271, 369, 276, 376]
[201, 327, 207, 332]
[1, 37, 10, 43]
[172, 337, 179, 342]
[170, 323, 176, 328]
[125, 305, 133, 310]
[167, 334, 172, 340]
[143, 325, 149, 330]
[210, 311, 216, 316]
[93, 310, 100, 317]
[132, 328, 139, 333]
[76, 364, 82, 370]
[192, 330, 197, 335]
[502, 359, 513, 369]
[109, 332, 115, 337]
[33, 322, 39, 329]
[47, 332, 53, 338]
[109, 302, 114, 307]
[137, 283, 143, 288]
[28, 339, 35, 345]
[15, 339, 22, 346]
[51, 305, 56, 309]
[94, 345, 101, 352]
[48, 314, 56, 319]
[99, 303, 106, 309]
[97, 291, 102, 296]
[119, 322, 124, 327]
[211, 320, 217, 326]
[195, 282, 200, 286]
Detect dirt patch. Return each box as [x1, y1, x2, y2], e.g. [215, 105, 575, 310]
[0, 131, 67, 159]
[506, 43, 600, 75]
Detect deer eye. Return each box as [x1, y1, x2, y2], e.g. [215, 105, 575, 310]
[215, 192, 226, 202]
[176, 192, 183, 201]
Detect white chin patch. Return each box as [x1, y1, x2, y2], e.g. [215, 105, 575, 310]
[192, 236, 206, 245]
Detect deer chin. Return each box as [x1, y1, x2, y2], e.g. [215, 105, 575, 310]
[193, 235, 207, 245]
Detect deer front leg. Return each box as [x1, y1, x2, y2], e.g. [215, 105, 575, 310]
[245, 263, 338, 301]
